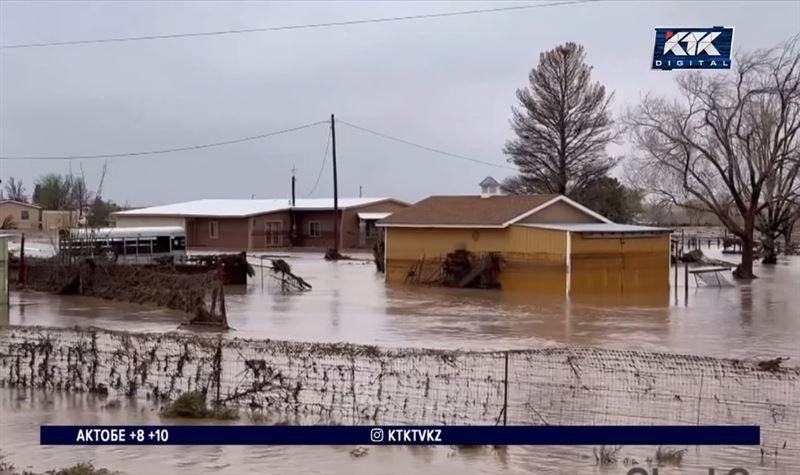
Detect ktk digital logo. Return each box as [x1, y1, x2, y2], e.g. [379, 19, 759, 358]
[652, 26, 734, 70]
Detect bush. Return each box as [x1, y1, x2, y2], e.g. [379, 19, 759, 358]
[161, 391, 238, 420]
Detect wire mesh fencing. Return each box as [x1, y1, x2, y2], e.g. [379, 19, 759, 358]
[1, 325, 797, 454]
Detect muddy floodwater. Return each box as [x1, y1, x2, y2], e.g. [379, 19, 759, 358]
[0, 387, 785, 475]
[5, 247, 800, 359]
[2, 245, 799, 474]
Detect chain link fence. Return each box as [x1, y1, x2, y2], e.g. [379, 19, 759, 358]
[1, 325, 797, 454]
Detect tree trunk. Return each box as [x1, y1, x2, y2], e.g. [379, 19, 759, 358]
[733, 236, 757, 279]
[761, 232, 778, 265]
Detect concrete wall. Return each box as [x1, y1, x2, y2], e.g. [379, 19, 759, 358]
[0, 202, 40, 230]
[114, 216, 186, 228]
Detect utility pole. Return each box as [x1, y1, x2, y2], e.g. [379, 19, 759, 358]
[290, 166, 297, 248]
[331, 114, 339, 255]
[291, 165, 297, 206]
[359, 185, 362, 198]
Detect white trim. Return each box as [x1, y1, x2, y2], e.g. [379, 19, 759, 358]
[358, 211, 392, 220]
[557, 195, 614, 224]
[501, 196, 562, 227]
[376, 223, 505, 229]
[565, 231, 571, 298]
[505, 195, 612, 226]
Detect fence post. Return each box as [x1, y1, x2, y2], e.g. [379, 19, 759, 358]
[673, 241, 678, 305]
[19, 233, 26, 285]
[350, 355, 358, 424]
[503, 351, 509, 426]
[213, 336, 222, 406]
[684, 262, 689, 305]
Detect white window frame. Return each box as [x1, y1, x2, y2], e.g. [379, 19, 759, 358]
[20, 210, 29, 221]
[209, 221, 219, 239]
[265, 220, 282, 247]
[309, 221, 321, 238]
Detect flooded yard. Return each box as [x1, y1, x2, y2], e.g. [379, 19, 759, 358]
[5, 247, 800, 360]
[0, 387, 784, 475]
[2, 245, 799, 474]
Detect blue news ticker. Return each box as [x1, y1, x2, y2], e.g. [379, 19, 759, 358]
[41, 425, 760, 446]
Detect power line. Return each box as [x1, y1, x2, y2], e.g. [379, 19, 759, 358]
[307, 126, 332, 197]
[0, 120, 327, 160]
[337, 120, 515, 170]
[1, 1, 593, 49]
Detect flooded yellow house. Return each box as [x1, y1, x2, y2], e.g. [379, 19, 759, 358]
[378, 185, 671, 296]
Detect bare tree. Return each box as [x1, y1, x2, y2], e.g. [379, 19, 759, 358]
[757, 154, 800, 262]
[628, 37, 800, 278]
[3, 177, 27, 202]
[503, 42, 618, 196]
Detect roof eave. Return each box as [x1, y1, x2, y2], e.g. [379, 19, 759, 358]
[377, 223, 506, 229]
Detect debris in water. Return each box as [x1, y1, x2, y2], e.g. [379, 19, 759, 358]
[349, 447, 369, 457]
[324, 248, 345, 260]
[654, 447, 687, 466]
[757, 357, 790, 372]
[270, 259, 312, 292]
[593, 446, 621, 466]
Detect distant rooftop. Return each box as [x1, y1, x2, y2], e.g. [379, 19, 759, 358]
[113, 198, 404, 218]
[0, 200, 40, 209]
[379, 194, 560, 227]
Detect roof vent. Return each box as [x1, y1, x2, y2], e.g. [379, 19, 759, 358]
[479, 176, 501, 198]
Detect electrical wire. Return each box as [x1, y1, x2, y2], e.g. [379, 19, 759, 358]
[1, 1, 593, 49]
[0, 120, 327, 160]
[337, 120, 515, 170]
[306, 126, 332, 197]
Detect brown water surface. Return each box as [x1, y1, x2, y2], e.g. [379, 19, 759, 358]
[6, 248, 800, 359]
[2, 247, 799, 474]
[0, 388, 787, 474]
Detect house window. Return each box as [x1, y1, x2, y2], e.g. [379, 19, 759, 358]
[366, 220, 378, 238]
[20, 210, 29, 220]
[309, 221, 321, 238]
[209, 221, 219, 239]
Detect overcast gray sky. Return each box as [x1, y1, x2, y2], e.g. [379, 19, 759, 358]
[1, 0, 798, 206]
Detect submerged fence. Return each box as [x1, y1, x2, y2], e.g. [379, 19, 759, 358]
[1, 325, 798, 452]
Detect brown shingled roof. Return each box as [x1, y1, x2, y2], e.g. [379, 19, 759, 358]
[378, 195, 559, 227]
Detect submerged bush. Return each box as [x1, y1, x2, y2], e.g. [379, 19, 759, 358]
[42, 463, 118, 475]
[8, 462, 119, 475]
[655, 447, 687, 466]
[160, 391, 238, 420]
[593, 445, 621, 465]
